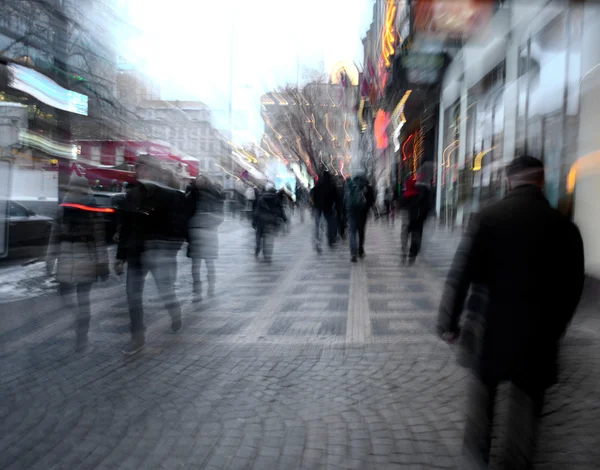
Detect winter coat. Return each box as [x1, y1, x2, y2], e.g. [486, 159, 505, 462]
[437, 185, 585, 390]
[345, 175, 375, 220]
[253, 190, 286, 229]
[312, 172, 340, 215]
[46, 193, 109, 284]
[401, 176, 430, 224]
[117, 180, 191, 261]
[187, 185, 224, 260]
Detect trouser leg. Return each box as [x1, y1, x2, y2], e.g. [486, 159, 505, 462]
[263, 229, 274, 260]
[148, 247, 181, 322]
[205, 259, 216, 293]
[349, 217, 358, 256]
[400, 212, 410, 258]
[255, 226, 262, 255]
[409, 219, 424, 260]
[462, 377, 497, 469]
[75, 282, 93, 337]
[357, 216, 367, 254]
[126, 259, 147, 338]
[314, 209, 322, 247]
[326, 213, 336, 246]
[191, 256, 202, 294]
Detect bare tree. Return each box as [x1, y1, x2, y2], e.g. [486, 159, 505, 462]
[261, 72, 357, 179]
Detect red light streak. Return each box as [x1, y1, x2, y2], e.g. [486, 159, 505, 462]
[402, 133, 415, 162]
[60, 203, 115, 213]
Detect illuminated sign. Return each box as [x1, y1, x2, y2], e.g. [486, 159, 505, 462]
[8, 64, 88, 116]
[19, 130, 79, 158]
[413, 0, 494, 39]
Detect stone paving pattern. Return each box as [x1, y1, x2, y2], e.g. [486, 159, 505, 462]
[0, 216, 599, 469]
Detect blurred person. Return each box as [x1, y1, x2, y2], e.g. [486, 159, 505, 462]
[437, 156, 585, 469]
[295, 182, 308, 223]
[46, 174, 109, 351]
[187, 175, 224, 302]
[253, 182, 286, 263]
[399, 170, 431, 265]
[345, 172, 375, 262]
[245, 184, 256, 211]
[312, 170, 339, 252]
[115, 158, 191, 355]
[277, 186, 293, 235]
[384, 186, 395, 224]
[336, 176, 347, 241]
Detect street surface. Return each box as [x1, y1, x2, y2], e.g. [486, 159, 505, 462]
[0, 216, 599, 469]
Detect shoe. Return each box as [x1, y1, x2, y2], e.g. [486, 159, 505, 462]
[358, 247, 365, 258]
[123, 337, 145, 355]
[172, 317, 182, 333]
[316, 244, 322, 254]
[192, 293, 202, 303]
[255, 248, 260, 258]
[207, 286, 215, 298]
[408, 257, 416, 266]
[351, 255, 358, 263]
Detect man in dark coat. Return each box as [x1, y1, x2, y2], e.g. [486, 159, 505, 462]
[115, 158, 192, 355]
[253, 182, 286, 263]
[345, 172, 375, 262]
[400, 170, 431, 265]
[437, 156, 585, 469]
[311, 170, 340, 252]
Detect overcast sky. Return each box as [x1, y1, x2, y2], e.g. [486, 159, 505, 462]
[125, 0, 373, 143]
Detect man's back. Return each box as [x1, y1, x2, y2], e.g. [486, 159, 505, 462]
[469, 185, 584, 385]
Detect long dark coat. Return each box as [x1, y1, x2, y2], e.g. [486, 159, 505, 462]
[438, 185, 585, 390]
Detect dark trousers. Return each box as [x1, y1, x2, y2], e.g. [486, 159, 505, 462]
[126, 243, 181, 337]
[314, 209, 336, 247]
[255, 225, 274, 260]
[401, 216, 424, 259]
[348, 215, 367, 256]
[462, 378, 545, 469]
[59, 282, 93, 337]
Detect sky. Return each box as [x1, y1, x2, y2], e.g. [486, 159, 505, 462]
[125, 0, 373, 143]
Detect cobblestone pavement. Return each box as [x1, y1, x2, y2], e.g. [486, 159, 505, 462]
[0, 216, 598, 469]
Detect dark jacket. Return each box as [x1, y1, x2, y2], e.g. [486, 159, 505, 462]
[254, 189, 286, 229]
[117, 180, 191, 261]
[47, 192, 109, 284]
[312, 172, 340, 215]
[345, 175, 375, 219]
[187, 184, 225, 259]
[438, 185, 585, 389]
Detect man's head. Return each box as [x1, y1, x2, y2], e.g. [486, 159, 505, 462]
[506, 156, 545, 191]
[135, 154, 161, 182]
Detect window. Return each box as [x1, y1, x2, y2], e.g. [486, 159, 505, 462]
[209, 143, 214, 152]
[9, 202, 29, 218]
[116, 147, 125, 166]
[91, 146, 101, 163]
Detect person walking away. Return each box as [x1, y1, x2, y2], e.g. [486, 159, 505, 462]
[437, 156, 585, 469]
[295, 183, 308, 224]
[336, 176, 347, 241]
[245, 184, 256, 211]
[187, 175, 225, 302]
[46, 175, 109, 352]
[115, 158, 191, 355]
[345, 172, 375, 262]
[400, 171, 430, 265]
[253, 182, 286, 263]
[312, 171, 339, 252]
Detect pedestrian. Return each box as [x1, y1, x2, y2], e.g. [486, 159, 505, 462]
[46, 174, 109, 351]
[253, 182, 286, 263]
[115, 157, 191, 355]
[295, 182, 308, 223]
[345, 171, 375, 262]
[336, 176, 347, 240]
[312, 170, 339, 252]
[437, 156, 585, 469]
[187, 174, 224, 302]
[399, 169, 431, 265]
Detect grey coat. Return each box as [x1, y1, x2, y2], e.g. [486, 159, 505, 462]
[46, 193, 109, 284]
[187, 186, 224, 260]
